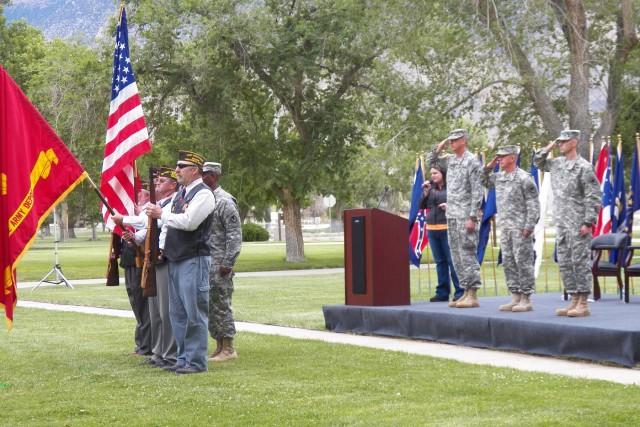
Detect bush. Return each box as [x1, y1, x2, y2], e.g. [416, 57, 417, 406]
[242, 222, 270, 242]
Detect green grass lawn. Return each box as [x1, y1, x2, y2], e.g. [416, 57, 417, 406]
[6, 230, 640, 425]
[2, 308, 639, 426]
[16, 231, 345, 281]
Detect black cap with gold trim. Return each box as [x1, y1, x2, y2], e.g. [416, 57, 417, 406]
[178, 150, 205, 167]
[158, 166, 178, 180]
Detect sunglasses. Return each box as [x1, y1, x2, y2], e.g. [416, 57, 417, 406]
[176, 163, 195, 169]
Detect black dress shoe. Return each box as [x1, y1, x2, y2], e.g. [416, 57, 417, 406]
[430, 296, 449, 302]
[152, 360, 172, 368]
[163, 363, 184, 372]
[138, 357, 156, 366]
[175, 366, 205, 375]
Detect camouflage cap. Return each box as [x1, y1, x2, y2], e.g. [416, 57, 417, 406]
[202, 162, 222, 175]
[158, 166, 178, 181]
[496, 145, 519, 156]
[178, 150, 205, 167]
[556, 130, 580, 141]
[448, 128, 468, 140]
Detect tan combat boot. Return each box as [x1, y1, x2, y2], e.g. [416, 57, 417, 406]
[499, 293, 522, 311]
[512, 293, 533, 312]
[211, 338, 237, 362]
[208, 339, 223, 361]
[567, 293, 590, 317]
[456, 288, 479, 308]
[449, 289, 468, 307]
[555, 293, 579, 316]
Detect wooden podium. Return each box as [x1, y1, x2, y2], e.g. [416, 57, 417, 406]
[344, 208, 410, 306]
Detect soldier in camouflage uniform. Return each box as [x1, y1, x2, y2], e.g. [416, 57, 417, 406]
[480, 146, 540, 312]
[426, 129, 484, 308]
[202, 162, 242, 362]
[533, 130, 601, 317]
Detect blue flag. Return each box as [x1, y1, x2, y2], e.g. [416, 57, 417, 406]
[477, 161, 498, 264]
[622, 144, 640, 262]
[610, 144, 627, 263]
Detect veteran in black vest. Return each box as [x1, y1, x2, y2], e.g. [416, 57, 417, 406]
[146, 150, 215, 374]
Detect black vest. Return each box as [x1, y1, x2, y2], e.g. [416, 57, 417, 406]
[164, 183, 214, 262]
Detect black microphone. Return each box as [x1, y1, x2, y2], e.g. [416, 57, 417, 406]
[376, 186, 390, 209]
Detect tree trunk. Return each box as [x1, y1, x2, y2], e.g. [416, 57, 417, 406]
[595, 2, 638, 143]
[91, 223, 97, 242]
[474, 0, 564, 142]
[59, 202, 69, 243]
[68, 223, 76, 239]
[563, 0, 591, 158]
[282, 189, 306, 262]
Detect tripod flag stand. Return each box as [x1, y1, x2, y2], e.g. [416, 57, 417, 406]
[32, 206, 73, 290]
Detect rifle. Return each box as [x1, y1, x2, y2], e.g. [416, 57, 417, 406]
[141, 167, 159, 297]
[106, 232, 122, 286]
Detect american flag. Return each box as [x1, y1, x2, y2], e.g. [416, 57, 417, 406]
[100, 6, 151, 229]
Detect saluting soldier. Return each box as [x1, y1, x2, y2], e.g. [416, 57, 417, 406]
[426, 129, 484, 308]
[533, 130, 601, 317]
[480, 145, 540, 312]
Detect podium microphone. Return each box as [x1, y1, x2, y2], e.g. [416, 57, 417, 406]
[376, 186, 390, 209]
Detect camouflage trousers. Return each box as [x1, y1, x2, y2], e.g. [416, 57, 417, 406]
[208, 267, 236, 339]
[556, 227, 592, 294]
[447, 218, 482, 290]
[500, 228, 535, 295]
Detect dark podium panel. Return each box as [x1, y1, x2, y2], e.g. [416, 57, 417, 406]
[344, 208, 410, 306]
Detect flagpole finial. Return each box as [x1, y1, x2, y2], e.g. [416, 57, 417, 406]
[118, 3, 125, 26]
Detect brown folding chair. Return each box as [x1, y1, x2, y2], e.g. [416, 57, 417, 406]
[590, 233, 627, 301]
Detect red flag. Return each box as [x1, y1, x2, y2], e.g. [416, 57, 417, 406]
[0, 66, 87, 329]
[100, 6, 151, 229]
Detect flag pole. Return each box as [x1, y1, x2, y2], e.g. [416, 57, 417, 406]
[86, 174, 117, 216]
[489, 216, 498, 295]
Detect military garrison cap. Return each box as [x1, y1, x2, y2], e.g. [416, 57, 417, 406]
[178, 150, 205, 167]
[158, 167, 178, 180]
[496, 145, 519, 156]
[140, 180, 151, 191]
[556, 130, 581, 141]
[448, 128, 468, 140]
[203, 162, 222, 175]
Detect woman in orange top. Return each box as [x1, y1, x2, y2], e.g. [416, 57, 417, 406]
[421, 167, 463, 302]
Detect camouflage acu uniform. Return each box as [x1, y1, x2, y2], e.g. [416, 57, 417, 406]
[533, 149, 601, 294]
[480, 167, 540, 295]
[426, 149, 484, 290]
[208, 186, 242, 340]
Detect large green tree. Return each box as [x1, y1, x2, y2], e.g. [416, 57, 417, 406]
[392, 0, 639, 158]
[26, 38, 110, 241]
[135, 0, 394, 261]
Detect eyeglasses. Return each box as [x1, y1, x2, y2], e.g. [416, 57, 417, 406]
[176, 163, 195, 169]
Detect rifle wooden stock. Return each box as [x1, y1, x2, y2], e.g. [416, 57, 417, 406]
[141, 167, 159, 297]
[106, 233, 122, 286]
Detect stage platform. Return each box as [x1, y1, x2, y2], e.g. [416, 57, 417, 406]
[323, 292, 640, 367]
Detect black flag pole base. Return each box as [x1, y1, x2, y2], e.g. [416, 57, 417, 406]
[32, 263, 73, 291]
